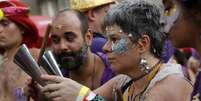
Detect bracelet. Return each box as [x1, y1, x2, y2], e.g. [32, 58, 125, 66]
[76, 86, 90, 101]
[83, 91, 96, 101]
[91, 94, 106, 101]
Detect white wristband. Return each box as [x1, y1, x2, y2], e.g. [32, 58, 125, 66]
[85, 91, 96, 100]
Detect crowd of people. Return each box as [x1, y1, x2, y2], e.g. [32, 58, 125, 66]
[0, 0, 200, 101]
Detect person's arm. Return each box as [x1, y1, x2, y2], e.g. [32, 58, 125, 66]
[145, 75, 193, 101]
[94, 74, 130, 100]
[40, 74, 129, 101]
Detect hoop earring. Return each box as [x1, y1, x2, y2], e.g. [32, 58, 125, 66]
[139, 56, 150, 73]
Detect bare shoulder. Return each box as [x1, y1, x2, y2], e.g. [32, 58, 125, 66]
[145, 75, 193, 101]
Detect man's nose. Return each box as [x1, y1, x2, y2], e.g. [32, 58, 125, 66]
[59, 39, 70, 52]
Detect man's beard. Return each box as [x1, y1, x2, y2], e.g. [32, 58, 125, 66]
[54, 44, 88, 71]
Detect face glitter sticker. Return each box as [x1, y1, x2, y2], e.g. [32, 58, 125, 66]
[105, 26, 135, 54]
[112, 36, 129, 54]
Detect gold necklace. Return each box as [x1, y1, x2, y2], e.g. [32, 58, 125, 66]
[128, 61, 162, 101]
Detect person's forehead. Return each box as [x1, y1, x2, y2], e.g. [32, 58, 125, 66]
[105, 25, 121, 35]
[52, 12, 81, 30]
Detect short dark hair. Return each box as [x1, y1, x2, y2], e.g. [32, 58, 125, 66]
[103, 0, 166, 58]
[56, 8, 89, 36]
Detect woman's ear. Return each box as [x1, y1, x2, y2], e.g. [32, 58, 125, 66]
[85, 30, 93, 46]
[136, 34, 150, 53]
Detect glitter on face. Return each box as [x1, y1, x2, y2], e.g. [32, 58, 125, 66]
[112, 36, 129, 54]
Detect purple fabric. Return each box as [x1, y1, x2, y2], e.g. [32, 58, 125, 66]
[61, 52, 114, 85]
[96, 52, 114, 85]
[91, 32, 107, 53]
[191, 48, 201, 61]
[162, 40, 176, 63]
[191, 71, 201, 100]
[15, 88, 27, 101]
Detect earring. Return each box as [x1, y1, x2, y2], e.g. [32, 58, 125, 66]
[139, 56, 150, 73]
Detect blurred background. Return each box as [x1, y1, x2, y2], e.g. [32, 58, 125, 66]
[22, 0, 68, 17]
[22, 0, 123, 17]
[20, 0, 123, 44]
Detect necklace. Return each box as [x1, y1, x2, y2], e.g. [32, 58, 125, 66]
[128, 60, 162, 101]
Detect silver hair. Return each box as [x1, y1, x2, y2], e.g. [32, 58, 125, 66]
[103, 0, 166, 58]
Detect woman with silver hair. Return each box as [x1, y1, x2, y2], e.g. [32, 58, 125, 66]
[38, 0, 192, 101]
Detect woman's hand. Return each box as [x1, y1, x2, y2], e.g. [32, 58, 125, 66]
[41, 75, 85, 101]
[23, 78, 48, 101]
